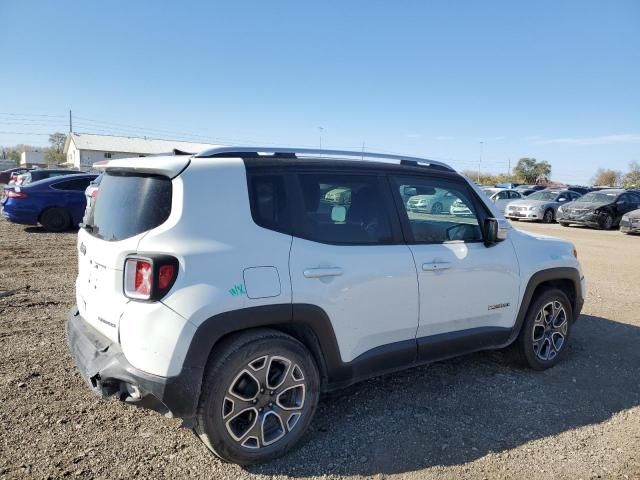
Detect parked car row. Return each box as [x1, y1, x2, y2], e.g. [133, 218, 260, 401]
[406, 183, 640, 234]
[1, 168, 97, 232]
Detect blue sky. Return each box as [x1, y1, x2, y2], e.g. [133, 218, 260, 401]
[1, 0, 638, 184]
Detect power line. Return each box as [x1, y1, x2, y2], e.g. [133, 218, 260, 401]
[0, 131, 51, 135]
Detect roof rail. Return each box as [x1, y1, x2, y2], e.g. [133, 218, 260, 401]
[194, 146, 455, 172]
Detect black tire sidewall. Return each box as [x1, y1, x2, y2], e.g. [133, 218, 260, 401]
[196, 334, 320, 465]
[41, 208, 70, 232]
[543, 209, 553, 223]
[518, 288, 573, 370]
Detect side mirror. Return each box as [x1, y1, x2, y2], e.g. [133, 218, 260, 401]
[484, 218, 508, 246]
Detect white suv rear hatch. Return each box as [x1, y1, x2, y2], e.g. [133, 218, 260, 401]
[76, 162, 177, 342]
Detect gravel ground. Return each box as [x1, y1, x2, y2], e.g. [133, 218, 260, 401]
[0, 218, 639, 479]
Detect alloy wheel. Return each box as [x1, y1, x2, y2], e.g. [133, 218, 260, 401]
[222, 355, 306, 449]
[531, 300, 568, 361]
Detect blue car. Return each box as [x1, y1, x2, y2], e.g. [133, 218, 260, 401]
[1, 174, 98, 232]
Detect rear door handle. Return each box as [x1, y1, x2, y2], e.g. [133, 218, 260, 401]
[303, 267, 344, 278]
[422, 262, 451, 271]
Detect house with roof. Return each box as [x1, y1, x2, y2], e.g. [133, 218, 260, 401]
[63, 133, 218, 169]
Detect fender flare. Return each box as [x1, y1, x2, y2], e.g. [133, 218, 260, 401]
[506, 266, 584, 346]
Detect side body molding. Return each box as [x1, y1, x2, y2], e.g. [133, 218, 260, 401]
[180, 267, 584, 409]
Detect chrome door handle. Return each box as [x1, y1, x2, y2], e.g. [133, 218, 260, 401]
[303, 267, 344, 278]
[422, 262, 451, 271]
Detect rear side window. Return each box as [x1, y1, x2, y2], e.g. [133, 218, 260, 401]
[52, 178, 93, 191]
[87, 172, 172, 241]
[248, 175, 290, 234]
[296, 173, 393, 244]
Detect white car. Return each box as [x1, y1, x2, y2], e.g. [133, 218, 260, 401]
[67, 147, 585, 465]
[481, 187, 523, 214]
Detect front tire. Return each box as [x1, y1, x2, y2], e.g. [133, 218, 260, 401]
[600, 214, 614, 230]
[430, 202, 443, 215]
[559, 222, 570, 227]
[513, 288, 573, 370]
[194, 329, 320, 465]
[40, 207, 71, 232]
[542, 209, 554, 223]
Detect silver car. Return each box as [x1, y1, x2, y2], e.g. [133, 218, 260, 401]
[505, 189, 581, 223]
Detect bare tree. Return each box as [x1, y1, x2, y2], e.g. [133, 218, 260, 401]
[591, 168, 622, 187]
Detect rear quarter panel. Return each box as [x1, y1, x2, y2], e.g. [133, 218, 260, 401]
[137, 157, 293, 329]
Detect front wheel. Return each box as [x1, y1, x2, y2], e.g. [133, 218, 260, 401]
[600, 214, 614, 230]
[430, 202, 443, 215]
[513, 288, 573, 370]
[194, 329, 320, 465]
[542, 209, 554, 223]
[559, 222, 570, 227]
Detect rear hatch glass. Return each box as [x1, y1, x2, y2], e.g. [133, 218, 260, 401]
[85, 171, 172, 241]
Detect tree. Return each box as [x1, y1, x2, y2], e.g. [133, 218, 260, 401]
[591, 168, 622, 187]
[460, 170, 515, 186]
[513, 158, 551, 184]
[46, 133, 67, 165]
[622, 161, 640, 188]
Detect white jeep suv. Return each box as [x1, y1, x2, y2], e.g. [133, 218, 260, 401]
[67, 147, 585, 464]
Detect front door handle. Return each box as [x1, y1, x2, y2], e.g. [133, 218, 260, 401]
[303, 267, 344, 278]
[422, 261, 451, 272]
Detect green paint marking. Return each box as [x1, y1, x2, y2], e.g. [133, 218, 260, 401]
[229, 284, 246, 297]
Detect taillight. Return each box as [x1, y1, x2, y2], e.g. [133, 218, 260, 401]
[123, 255, 178, 301]
[7, 190, 28, 199]
[91, 189, 98, 199]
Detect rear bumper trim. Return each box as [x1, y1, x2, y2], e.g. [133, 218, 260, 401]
[65, 306, 201, 426]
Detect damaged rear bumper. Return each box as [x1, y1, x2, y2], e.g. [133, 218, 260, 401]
[65, 306, 201, 427]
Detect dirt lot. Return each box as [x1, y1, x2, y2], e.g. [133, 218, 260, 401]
[0, 219, 639, 479]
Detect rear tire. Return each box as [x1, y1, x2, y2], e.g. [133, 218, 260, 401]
[512, 288, 573, 370]
[40, 207, 71, 232]
[194, 329, 320, 465]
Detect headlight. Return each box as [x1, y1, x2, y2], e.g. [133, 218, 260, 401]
[558, 206, 564, 213]
[529, 205, 540, 211]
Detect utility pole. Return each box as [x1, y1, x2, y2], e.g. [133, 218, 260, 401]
[508, 157, 511, 177]
[361, 141, 365, 160]
[477, 141, 484, 183]
[318, 127, 323, 149]
[69, 110, 73, 133]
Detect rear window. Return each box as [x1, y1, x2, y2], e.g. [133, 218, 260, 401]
[86, 171, 172, 241]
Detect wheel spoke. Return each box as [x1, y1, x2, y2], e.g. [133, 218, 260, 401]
[266, 356, 292, 390]
[261, 410, 286, 445]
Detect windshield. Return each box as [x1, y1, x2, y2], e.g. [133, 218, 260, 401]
[86, 171, 172, 241]
[575, 191, 619, 204]
[526, 191, 559, 201]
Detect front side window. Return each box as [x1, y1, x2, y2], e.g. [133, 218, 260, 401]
[296, 173, 393, 244]
[393, 176, 483, 243]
